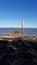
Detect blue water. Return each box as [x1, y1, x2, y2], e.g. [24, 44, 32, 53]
[0, 28, 37, 36]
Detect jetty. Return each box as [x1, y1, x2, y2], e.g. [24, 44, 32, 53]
[0, 19, 37, 65]
[0, 32, 37, 65]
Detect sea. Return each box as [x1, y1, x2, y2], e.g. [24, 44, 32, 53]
[0, 28, 37, 36]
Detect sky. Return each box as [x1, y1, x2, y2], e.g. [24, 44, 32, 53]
[0, 0, 37, 28]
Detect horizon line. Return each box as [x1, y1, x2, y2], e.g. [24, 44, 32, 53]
[0, 27, 37, 28]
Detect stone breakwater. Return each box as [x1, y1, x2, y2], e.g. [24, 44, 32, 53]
[0, 37, 37, 65]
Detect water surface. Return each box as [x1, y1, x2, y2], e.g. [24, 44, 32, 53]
[0, 28, 37, 36]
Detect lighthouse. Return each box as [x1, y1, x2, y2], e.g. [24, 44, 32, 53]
[22, 18, 24, 34]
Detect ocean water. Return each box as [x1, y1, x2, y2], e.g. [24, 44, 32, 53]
[0, 28, 37, 36]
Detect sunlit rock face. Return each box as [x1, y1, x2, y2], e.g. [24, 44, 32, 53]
[0, 38, 37, 65]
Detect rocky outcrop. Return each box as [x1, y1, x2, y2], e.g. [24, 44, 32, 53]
[0, 38, 37, 65]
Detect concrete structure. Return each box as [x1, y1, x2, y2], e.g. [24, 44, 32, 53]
[22, 18, 24, 34]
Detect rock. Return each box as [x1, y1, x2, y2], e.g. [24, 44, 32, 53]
[0, 37, 37, 65]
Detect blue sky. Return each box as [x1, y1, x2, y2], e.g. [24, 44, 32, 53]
[0, 0, 37, 28]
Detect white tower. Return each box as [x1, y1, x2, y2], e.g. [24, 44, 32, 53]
[22, 18, 24, 34]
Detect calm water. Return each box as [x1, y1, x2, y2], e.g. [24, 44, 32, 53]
[0, 28, 37, 36]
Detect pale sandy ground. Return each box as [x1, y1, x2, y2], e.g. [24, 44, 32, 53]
[0, 31, 37, 42]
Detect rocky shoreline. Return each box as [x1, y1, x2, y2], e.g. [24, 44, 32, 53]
[0, 37, 37, 65]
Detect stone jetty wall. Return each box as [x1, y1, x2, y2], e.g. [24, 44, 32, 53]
[0, 37, 37, 65]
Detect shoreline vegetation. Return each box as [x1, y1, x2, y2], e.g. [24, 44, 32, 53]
[0, 31, 37, 65]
